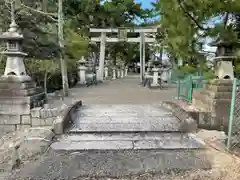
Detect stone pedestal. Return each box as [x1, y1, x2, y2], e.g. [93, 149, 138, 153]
[96, 67, 102, 82]
[120, 68, 124, 78]
[0, 76, 45, 136]
[215, 56, 234, 79]
[112, 67, 116, 80]
[78, 65, 87, 85]
[151, 68, 160, 87]
[125, 67, 128, 76]
[104, 67, 108, 80]
[117, 68, 121, 78]
[192, 79, 233, 130]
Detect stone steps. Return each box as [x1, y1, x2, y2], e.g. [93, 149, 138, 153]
[50, 104, 210, 176]
[69, 116, 183, 132]
[206, 84, 232, 92]
[200, 90, 232, 99]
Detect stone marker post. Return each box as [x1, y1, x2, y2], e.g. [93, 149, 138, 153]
[104, 66, 108, 79]
[125, 66, 128, 76]
[120, 65, 124, 78]
[151, 68, 160, 87]
[112, 67, 117, 80]
[117, 68, 121, 78]
[77, 56, 87, 85]
[96, 66, 102, 82]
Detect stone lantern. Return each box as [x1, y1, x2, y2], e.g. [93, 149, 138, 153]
[191, 39, 240, 130]
[77, 56, 87, 85]
[0, 5, 45, 135]
[209, 39, 239, 79]
[0, 21, 30, 80]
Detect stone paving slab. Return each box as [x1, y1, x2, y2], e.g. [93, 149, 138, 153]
[51, 133, 204, 151]
[79, 104, 172, 115]
[60, 132, 189, 141]
[51, 140, 133, 150]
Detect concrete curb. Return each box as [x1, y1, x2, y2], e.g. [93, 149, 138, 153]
[53, 100, 82, 135]
[160, 101, 198, 132]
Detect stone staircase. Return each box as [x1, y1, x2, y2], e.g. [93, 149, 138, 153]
[51, 104, 210, 177]
[192, 79, 233, 130]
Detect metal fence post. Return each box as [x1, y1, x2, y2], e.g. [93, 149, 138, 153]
[177, 79, 180, 100]
[227, 78, 237, 150]
[189, 75, 193, 103]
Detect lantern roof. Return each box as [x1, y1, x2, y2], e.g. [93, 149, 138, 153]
[0, 21, 23, 41]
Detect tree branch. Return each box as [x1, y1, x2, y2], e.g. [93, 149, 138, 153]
[20, 3, 58, 22]
[176, 0, 208, 31]
[223, 12, 229, 29]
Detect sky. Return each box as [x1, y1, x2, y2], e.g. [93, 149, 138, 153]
[135, 0, 155, 9]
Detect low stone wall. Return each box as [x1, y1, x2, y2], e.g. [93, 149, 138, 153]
[0, 99, 82, 137]
[0, 107, 59, 137]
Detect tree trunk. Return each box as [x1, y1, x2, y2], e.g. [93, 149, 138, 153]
[159, 45, 163, 62]
[44, 71, 48, 102]
[58, 0, 69, 97]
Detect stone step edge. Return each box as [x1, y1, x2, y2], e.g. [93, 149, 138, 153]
[59, 132, 205, 145]
[68, 129, 186, 133]
[200, 90, 232, 99]
[51, 135, 205, 151]
[206, 84, 233, 92]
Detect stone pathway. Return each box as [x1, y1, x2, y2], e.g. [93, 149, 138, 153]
[68, 74, 176, 104]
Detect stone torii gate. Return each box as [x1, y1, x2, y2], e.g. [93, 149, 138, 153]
[90, 27, 158, 82]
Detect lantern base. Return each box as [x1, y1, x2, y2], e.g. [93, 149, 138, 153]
[0, 76, 46, 112]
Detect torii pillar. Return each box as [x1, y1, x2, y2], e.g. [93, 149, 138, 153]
[98, 32, 106, 82]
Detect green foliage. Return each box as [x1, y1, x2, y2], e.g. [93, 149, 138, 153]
[153, 0, 240, 64]
[0, 0, 155, 91]
[203, 71, 215, 80]
[235, 64, 240, 73]
[180, 65, 197, 74]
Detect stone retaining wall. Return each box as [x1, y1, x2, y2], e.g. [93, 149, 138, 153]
[0, 100, 82, 137]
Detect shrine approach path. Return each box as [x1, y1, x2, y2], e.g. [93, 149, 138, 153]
[69, 74, 176, 104]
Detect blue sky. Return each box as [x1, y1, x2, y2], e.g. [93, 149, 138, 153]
[135, 0, 155, 9]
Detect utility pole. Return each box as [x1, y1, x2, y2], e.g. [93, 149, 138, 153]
[58, 0, 69, 97]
